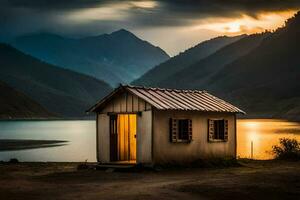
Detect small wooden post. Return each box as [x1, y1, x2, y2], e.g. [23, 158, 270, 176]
[251, 141, 254, 159]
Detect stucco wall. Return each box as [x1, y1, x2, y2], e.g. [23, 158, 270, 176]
[137, 110, 152, 164]
[152, 110, 236, 164]
[97, 113, 110, 163]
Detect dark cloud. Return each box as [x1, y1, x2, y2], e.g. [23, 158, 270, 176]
[0, 0, 300, 40]
[1, 0, 112, 10]
[4, 0, 300, 16]
[130, 0, 300, 26]
[4, 0, 300, 11]
[162, 0, 300, 14]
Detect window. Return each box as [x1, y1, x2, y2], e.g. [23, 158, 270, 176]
[170, 118, 192, 142]
[208, 119, 228, 142]
[214, 120, 225, 140]
[178, 119, 189, 140]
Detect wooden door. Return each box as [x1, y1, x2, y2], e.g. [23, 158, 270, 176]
[110, 114, 137, 162]
[117, 114, 137, 161]
[129, 114, 137, 160]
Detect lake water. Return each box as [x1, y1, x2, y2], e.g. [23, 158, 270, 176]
[237, 119, 300, 159]
[0, 119, 300, 162]
[0, 121, 96, 162]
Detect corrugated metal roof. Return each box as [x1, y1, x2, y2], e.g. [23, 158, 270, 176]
[88, 85, 245, 114]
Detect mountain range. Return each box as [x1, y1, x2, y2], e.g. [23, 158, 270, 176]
[157, 32, 270, 88]
[0, 43, 112, 118]
[10, 29, 170, 86]
[134, 12, 300, 120]
[1, 12, 300, 119]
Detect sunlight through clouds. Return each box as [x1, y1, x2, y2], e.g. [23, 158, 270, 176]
[65, 2, 132, 22]
[131, 1, 158, 9]
[1, 0, 300, 55]
[191, 10, 297, 34]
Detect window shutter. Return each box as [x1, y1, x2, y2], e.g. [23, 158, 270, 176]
[169, 118, 177, 142]
[188, 119, 192, 141]
[224, 119, 229, 141]
[208, 119, 214, 141]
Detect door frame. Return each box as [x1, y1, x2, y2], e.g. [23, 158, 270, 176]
[109, 113, 137, 163]
[109, 114, 118, 162]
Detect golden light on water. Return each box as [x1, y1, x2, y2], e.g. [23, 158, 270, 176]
[237, 119, 300, 160]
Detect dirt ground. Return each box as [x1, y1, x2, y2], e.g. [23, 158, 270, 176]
[0, 160, 299, 200]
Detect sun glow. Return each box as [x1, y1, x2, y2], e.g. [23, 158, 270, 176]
[244, 121, 261, 144]
[192, 10, 297, 34]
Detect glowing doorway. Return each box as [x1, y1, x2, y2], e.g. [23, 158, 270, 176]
[110, 114, 137, 163]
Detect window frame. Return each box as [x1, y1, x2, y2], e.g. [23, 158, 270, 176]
[208, 118, 228, 142]
[170, 118, 192, 143]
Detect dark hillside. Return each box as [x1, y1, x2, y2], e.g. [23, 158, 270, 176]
[133, 35, 245, 86]
[0, 43, 112, 118]
[0, 81, 55, 119]
[159, 33, 269, 89]
[138, 11, 300, 119]
[206, 12, 300, 119]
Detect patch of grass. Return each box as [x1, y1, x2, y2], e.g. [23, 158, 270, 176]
[272, 138, 300, 160]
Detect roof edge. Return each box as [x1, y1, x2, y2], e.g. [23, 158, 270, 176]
[86, 84, 124, 113]
[86, 84, 246, 114]
[124, 84, 208, 94]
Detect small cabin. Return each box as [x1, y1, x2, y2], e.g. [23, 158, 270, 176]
[88, 85, 245, 165]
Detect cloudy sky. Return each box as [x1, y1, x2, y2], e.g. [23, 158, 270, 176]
[1, 0, 300, 55]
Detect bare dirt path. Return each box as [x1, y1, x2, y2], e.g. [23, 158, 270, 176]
[0, 160, 299, 200]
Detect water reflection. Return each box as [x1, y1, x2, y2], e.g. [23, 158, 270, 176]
[0, 121, 96, 162]
[237, 119, 300, 159]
